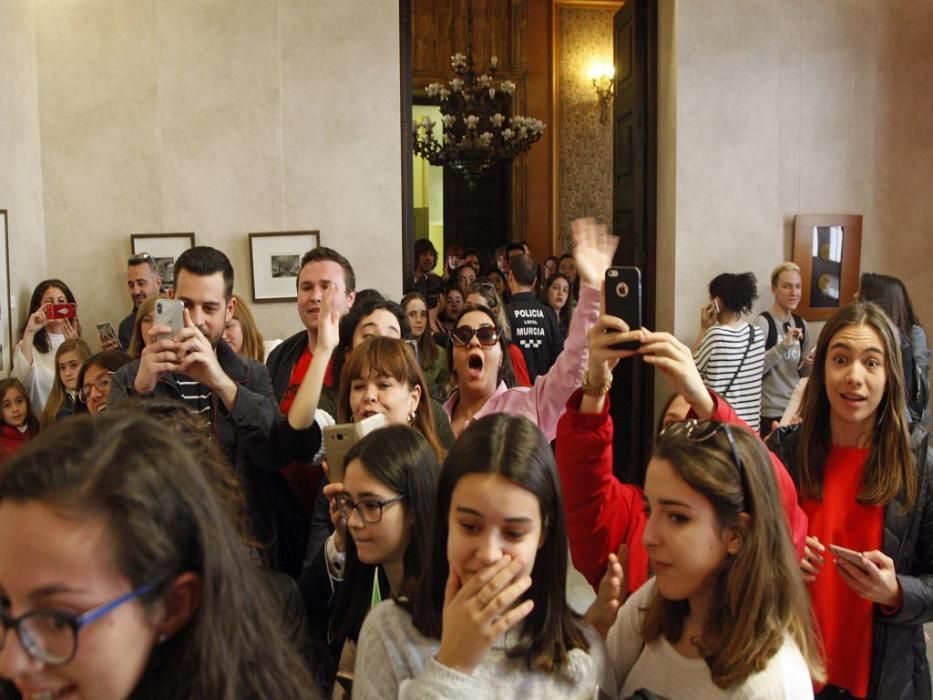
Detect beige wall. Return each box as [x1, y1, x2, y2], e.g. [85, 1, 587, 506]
[34, 0, 402, 344]
[0, 0, 47, 332]
[660, 0, 933, 349]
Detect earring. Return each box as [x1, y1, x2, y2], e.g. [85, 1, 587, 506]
[408, 408, 417, 424]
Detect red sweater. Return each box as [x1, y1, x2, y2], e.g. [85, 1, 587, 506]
[556, 389, 649, 592]
[0, 424, 34, 461]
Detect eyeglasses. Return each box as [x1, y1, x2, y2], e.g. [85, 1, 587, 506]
[78, 372, 114, 403]
[451, 325, 499, 347]
[335, 494, 406, 524]
[660, 420, 749, 506]
[127, 252, 153, 266]
[0, 582, 156, 666]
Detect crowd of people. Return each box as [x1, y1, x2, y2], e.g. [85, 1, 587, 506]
[0, 219, 931, 700]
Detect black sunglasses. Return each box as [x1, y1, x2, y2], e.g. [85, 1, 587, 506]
[451, 325, 499, 347]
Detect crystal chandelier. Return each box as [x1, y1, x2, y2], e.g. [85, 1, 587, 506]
[412, 0, 545, 189]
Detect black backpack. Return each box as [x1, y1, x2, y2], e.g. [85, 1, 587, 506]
[901, 334, 930, 427]
[760, 310, 806, 351]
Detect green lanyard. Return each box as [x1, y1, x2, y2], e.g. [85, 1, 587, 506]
[370, 567, 383, 608]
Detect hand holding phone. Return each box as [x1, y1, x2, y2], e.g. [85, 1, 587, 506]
[97, 322, 122, 351]
[323, 413, 387, 483]
[154, 299, 185, 342]
[829, 544, 873, 573]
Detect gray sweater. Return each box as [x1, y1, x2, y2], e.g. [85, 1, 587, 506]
[755, 313, 813, 418]
[353, 599, 615, 699]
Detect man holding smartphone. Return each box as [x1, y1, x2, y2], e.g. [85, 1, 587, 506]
[113, 252, 163, 349]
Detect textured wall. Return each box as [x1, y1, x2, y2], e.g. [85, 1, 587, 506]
[34, 0, 401, 343]
[0, 0, 47, 334]
[557, 5, 614, 252]
[661, 0, 933, 350]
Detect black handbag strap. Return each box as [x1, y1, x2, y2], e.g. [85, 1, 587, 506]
[722, 325, 754, 397]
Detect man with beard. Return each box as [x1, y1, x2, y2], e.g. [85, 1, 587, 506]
[114, 252, 163, 349]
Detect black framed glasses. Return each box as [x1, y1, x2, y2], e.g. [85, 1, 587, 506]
[451, 325, 499, 347]
[335, 494, 406, 524]
[0, 582, 156, 666]
[660, 420, 749, 506]
[78, 371, 114, 403]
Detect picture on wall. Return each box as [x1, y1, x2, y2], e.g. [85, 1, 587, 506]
[792, 214, 862, 321]
[249, 231, 320, 302]
[0, 210, 11, 377]
[130, 233, 196, 293]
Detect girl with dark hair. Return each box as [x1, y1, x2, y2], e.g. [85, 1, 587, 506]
[126, 295, 164, 359]
[401, 292, 449, 400]
[74, 350, 133, 415]
[0, 412, 317, 699]
[0, 378, 38, 462]
[354, 413, 614, 698]
[442, 220, 614, 439]
[485, 268, 510, 304]
[693, 272, 765, 430]
[542, 273, 573, 342]
[769, 301, 933, 698]
[11, 279, 81, 412]
[39, 337, 92, 428]
[557, 252, 580, 304]
[325, 426, 440, 696]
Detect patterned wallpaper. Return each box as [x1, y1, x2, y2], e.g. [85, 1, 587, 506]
[557, 6, 615, 253]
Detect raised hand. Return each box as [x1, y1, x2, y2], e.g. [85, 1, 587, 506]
[571, 218, 617, 289]
[587, 314, 642, 386]
[315, 289, 340, 355]
[134, 324, 182, 395]
[585, 544, 628, 639]
[434, 556, 534, 675]
[638, 331, 714, 419]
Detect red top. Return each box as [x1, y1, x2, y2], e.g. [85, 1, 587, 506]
[0, 424, 34, 462]
[278, 347, 333, 414]
[508, 343, 531, 387]
[803, 445, 881, 698]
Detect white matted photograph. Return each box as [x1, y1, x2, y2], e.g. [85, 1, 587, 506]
[130, 233, 196, 292]
[249, 231, 320, 302]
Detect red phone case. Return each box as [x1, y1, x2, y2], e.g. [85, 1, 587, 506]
[46, 303, 77, 320]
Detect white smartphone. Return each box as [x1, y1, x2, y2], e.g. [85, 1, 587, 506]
[829, 544, 873, 573]
[154, 299, 185, 341]
[323, 412, 387, 483]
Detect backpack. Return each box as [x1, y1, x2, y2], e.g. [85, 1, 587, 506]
[902, 334, 930, 428]
[760, 310, 806, 351]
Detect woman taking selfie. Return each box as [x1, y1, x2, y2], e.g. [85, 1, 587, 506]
[11, 280, 81, 413]
[770, 301, 933, 699]
[0, 412, 315, 699]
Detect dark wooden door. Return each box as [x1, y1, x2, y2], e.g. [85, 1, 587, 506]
[443, 164, 512, 255]
[609, 0, 657, 485]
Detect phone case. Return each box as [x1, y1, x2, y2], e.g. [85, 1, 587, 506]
[155, 299, 185, 340]
[323, 413, 387, 482]
[605, 267, 642, 350]
[47, 303, 77, 320]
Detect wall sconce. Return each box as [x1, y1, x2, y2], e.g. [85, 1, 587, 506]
[587, 62, 614, 124]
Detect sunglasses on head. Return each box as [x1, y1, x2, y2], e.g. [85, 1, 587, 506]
[451, 325, 499, 347]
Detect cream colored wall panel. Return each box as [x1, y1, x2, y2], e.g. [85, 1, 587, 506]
[0, 0, 47, 326]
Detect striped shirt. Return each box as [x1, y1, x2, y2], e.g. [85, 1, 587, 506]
[694, 323, 765, 430]
[175, 378, 214, 421]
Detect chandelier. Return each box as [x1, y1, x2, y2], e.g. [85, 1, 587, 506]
[412, 0, 545, 189]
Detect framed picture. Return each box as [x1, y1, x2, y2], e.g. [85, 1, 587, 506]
[130, 233, 196, 292]
[0, 210, 11, 377]
[792, 214, 862, 321]
[249, 231, 320, 302]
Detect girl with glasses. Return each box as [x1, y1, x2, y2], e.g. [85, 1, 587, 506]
[443, 219, 614, 439]
[0, 412, 316, 699]
[74, 351, 133, 415]
[769, 302, 933, 698]
[0, 379, 38, 463]
[355, 414, 615, 698]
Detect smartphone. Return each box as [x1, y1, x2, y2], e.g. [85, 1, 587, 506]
[46, 302, 77, 320]
[829, 544, 873, 572]
[154, 299, 185, 341]
[712, 298, 721, 315]
[323, 412, 387, 483]
[96, 321, 122, 350]
[404, 338, 420, 362]
[605, 267, 642, 350]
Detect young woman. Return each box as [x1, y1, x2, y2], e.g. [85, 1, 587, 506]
[770, 301, 933, 698]
[354, 413, 614, 698]
[755, 262, 814, 436]
[0, 378, 38, 462]
[557, 253, 579, 303]
[485, 268, 510, 304]
[320, 426, 440, 696]
[693, 272, 765, 431]
[126, 295, 163, 359]
[0, 411, 316, 699]
[11, 279, 81, 413]
[223, 294, 266, 362]
[542, 273, 572, 342]
[602, 418, 823, 697]
[464, 282, 531, 388]
[442, 219, 612, 439]
[74, 350, 133, 415]
[401, 291, 449, 400]
[39, 337, 92, 429]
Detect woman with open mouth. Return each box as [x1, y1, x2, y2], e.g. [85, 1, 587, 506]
[442, 218, 615, 440]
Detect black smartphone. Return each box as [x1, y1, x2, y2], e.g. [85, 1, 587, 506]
[605, 267, 642, 350]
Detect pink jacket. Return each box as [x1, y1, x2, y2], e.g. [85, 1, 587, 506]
[443, 283, 600, 441]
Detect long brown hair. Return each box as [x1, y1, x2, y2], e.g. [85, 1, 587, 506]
[337, 336, 445, 460]
[796, 301, 915, 508]
[128, 295, 165, 359]
[644, 422, 824, 688]
[0, 413, 316, 699]
[401, 291, 441, 370]
[230, 294, 265, 362]
[40, 337, 92, 429]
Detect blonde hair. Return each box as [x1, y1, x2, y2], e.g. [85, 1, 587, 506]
[770, 262, 801, 287]
[40, 338, 92, 429]
[128, 295, 165, 359]
[231, 294, 265, 362]
[643, 423, 825, 688]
